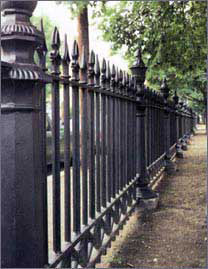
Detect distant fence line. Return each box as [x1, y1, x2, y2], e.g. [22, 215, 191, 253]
[1, 1, 196, 268]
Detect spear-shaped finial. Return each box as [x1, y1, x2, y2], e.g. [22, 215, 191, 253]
[119, 69, 123, 94]
[71, 40, 79, 80]
[63, 34, 70, 64]
[115, 67, 119, 84]
[72, 40, 79, 61]
[50, 26, 61, 75]
[173, 90, 179, 106]
[37, 18, 48, 69]
[111, 64, 116, 92]
[95, 54, 100, 86]
[101, 58, 106, 74]
[88, 50, 95, 85]
[134, 48, 145, 67]
[62, 34, 70, 77]
[123, 71, 127, 87]
[51, 26, 60, 50]
[89, 50, 95, 65]
[160, 78, 170, 101]
[106, 61, 111, 82]
[130, 48, 147, 87]
[101, 58, 106, 88]
[40, 18, 48, 53]
[111, 64, 116, 78]
[95, 54, 100, 77]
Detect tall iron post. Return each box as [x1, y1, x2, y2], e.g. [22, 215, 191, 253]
[173, 91, 184, 158]
[179, 101, 188, 151]
[1, 1, 50, 267]
[160, 79, 176, 174]
[131, 49, 157, 200]
[190, 108, 196, 135]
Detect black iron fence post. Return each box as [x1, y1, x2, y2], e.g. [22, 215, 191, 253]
[190, 109, 196, 135]
[173, 91, 184, 158]
[179, 101, 188, 151]
[1, 1, 50, 267]
[160, 79, 176, 174]
[183, 104, 190, 143]
[131, 49, 157, 200]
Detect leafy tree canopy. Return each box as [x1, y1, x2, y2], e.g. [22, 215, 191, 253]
[56, 0, 106, 17]
[98, 0, 207, 113]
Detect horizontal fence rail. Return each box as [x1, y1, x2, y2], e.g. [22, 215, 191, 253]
[1, 1, 197, 268]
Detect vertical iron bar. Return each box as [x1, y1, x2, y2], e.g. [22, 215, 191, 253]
[71, 40, 81, 233]
[50, 27, 62, 253]
[96, 90, 101, 211]
[88, 51, 96, 219]
[107, 94, 112, 202]
[95, 55, 101, 213]
[62, 36, 71, 242]
[101, 59, 107, 208]
[51, 73, 61, 252]
[80, 46, 88, 225]
[38, 19, 49, 263]
[106, 63, 112, 202]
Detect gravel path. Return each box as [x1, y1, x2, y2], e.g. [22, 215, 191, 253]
[98, 126, 207, 268]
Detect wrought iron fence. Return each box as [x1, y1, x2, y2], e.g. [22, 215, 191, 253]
[1, 1, 196, 268]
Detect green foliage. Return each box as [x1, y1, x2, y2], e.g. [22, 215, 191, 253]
[98, 1, 207, 113]
[56, 0, 106, 18]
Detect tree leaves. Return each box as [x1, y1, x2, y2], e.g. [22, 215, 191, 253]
[98, 1, 206, 113]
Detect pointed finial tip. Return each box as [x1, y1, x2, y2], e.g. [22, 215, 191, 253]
[40, 18, 44, 30]
[95, 54, 100, 75]
[89, 50, 95, 64]
[63, 34, 70, 63]
[72, 39, 79, 59]
[106, 61, 111, 79]
[135, 48, 142, 58]
[52, 26, 60, 48]
[101, 58, 107, 72]
[111, 64, 116, 76]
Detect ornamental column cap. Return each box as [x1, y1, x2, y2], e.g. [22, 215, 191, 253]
[160, 78, 170, 100]
[1, 1, 37, 16]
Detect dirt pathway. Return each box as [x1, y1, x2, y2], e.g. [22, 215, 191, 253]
[98, 127, 207, 268]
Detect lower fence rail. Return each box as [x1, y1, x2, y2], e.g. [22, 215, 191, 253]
[48, 178, 138, 268]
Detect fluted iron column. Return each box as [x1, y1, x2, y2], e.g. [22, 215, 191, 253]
[160, 79, 176, 174]
[131, 49, 157, 200]
[173, 91, 184, 158]
[1, 1, 50, 267]
[179, 101, 188, 150]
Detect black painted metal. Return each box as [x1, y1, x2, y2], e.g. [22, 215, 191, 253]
[1, 1, 49, 267]
[62, 35, 71, 242]
[1, 1, 196, 268]
[131, 49, 158, 199]
[50, 26, 62, 253]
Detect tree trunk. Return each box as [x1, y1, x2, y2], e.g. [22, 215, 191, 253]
[77, 7, 89, 71]
[77, 7, 90, 162]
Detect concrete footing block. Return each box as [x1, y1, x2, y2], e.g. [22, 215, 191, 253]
[139, 193, 160, 210]
[182, 144, 188, 151]
[165, 159, 177, 175]
[176, 150, 184, 158]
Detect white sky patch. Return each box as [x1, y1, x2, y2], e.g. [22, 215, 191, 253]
[34, 1, 129, 71]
